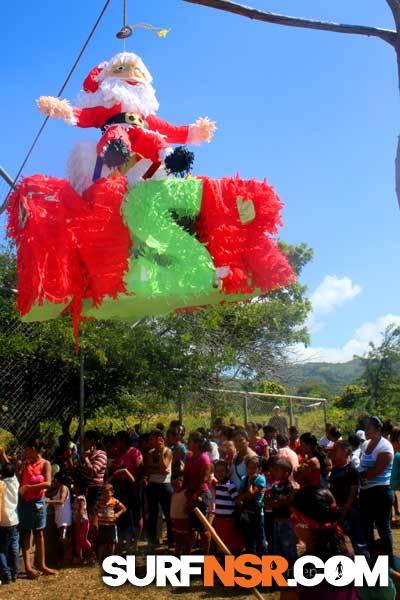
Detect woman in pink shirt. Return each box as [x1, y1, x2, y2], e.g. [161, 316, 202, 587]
[184, 431, 212, 553]
[109, 430, 143, 547]
[245, 422, 269, 458]
[18, 439, 55, 578]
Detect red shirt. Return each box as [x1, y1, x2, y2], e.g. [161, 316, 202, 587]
[113, 447, 142, 477]
[184, 451, 211, 493]
[20, 459, 46, 501]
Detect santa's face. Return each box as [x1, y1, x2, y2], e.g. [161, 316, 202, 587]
[107, 59, 149, 86]
[77, 52, 159, 116]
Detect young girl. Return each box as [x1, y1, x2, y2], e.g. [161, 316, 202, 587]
[170, 472, 190, 555]
[72, 484, 93, 564]
[93, 483, 126, 562]
[45, 473, 72, 565]
[237, 456, 267, 555]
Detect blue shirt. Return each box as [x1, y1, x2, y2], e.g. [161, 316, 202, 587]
[240, 473, 266, 515]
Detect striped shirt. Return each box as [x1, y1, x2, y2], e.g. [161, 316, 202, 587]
[214, 480, 238, 517]
[76, 450, 107, 487]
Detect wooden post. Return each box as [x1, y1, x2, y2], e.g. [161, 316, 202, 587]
[193, 507, 266, 600]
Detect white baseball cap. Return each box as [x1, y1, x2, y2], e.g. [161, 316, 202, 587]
[356, 429, 366, 441]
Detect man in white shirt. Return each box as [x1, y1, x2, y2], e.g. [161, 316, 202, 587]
[0, 462, 19, 583]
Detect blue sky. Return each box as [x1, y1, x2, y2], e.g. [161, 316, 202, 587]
[0, 0, 399, 362]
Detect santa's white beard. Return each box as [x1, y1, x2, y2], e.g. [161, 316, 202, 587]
[76, 77, 160, 116]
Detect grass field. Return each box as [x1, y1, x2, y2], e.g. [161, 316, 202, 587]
[7, 530, 400, 600]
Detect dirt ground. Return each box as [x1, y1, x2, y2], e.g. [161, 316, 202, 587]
[4, 530, 400, 600]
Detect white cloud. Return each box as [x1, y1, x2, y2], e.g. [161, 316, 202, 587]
[306, 275, 362, 333]
[311, 275, 362, 316]
[294, 314, 400, 363]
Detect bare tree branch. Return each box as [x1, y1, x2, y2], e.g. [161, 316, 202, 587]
[183, 0, 398, 45]
[386, 0, 400, 30]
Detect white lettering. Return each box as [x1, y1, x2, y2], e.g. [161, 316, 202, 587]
[102, 556, 128, 587]
[354, 555, 389, 587]
[127, 555, 156, 586]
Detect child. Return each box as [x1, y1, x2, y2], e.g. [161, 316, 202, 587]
[266, 458, 297, 568]
[211, 460, 242, 554]
[170, 472, 190, 555]
[220, 440, 236, 472]
[237, 456, 267, 555]
[72, 484, 93, 564]
[45, 472, 72, 565]
[329, 441, 366, 555]
[93, 483, 126, 561]
[0, 462, 19, 584]
[261, 456, 276, 553]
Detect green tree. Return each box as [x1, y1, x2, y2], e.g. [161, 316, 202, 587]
[258, 380, 286, 396]
[334, 384, 368, 410]
[358, 325, 400, 414]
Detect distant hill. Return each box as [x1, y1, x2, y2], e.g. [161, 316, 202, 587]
[278, 358, 364, 397]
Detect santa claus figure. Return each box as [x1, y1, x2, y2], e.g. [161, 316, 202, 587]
[37, 52, 216, 191]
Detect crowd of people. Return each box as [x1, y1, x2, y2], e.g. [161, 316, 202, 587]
[1, 407, 400, 599]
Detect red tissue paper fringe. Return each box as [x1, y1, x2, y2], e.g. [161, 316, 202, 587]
[195, 176, 295, 294]
[7, 173, 131, 341]
[7, 175, 83, 317]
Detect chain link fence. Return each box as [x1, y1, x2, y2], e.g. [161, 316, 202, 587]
[0, 318, 72, 447]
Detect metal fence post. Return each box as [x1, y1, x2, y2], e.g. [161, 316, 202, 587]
[243, 396, 248, 425]
[323, 399, 328, 426]
[289, 397, 294, 427]
[79, 347, 85, 449]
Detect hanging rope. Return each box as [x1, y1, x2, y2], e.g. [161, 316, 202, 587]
[0, 0, 112, 215]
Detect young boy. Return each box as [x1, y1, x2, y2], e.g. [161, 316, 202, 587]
[329, 441, 366, 555]
[237, 456, 267, 555]
[265, 458, 297, 567]
[211, 460, 242, 554]
[0, 462, 19, 583]
[93, 483, 126, 562]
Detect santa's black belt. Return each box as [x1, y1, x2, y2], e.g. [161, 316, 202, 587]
[101, 112, 148, 131]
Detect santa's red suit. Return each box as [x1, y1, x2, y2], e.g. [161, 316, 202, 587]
[72, 104, 190, 165]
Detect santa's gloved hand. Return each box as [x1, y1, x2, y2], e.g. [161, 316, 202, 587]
[187, 117, 217, 144]
[36, 96, 75, 123]
[101, 139, 131, 168]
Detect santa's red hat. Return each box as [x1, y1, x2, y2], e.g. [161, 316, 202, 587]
[83, 64, 105, 93]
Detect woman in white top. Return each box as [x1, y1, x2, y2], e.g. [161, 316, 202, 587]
[46, 473, 72, 565]
[230, 429, 256, 489]
[358, 416, 394, 561]
[144, 429, 173, 550]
